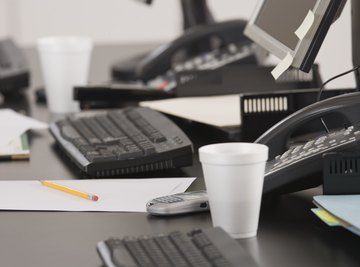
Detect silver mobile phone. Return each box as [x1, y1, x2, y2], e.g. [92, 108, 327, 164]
[146, 190, 209, 216]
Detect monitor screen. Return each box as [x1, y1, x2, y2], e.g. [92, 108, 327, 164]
[245, 0, 346, 72]
[255, 0, 317, 50]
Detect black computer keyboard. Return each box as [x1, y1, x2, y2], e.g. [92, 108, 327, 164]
[49, 107, 193, 177]
[97, 227, 258, 267]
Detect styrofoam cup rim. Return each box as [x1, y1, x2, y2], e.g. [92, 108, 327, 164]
[37, 36, 93, 52]
[199, 142, 268, 165]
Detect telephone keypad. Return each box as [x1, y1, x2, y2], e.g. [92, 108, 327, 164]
[173, 42, 253, 73]
[154, 195, 184, 204]
[268, 125, 360, 173]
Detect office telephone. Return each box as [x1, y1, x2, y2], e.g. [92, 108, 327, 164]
[147, 92, 360, 216]
[75, 20, 258, 107]
[257, 91, 360, 194]
[112, 19, 256, 82]
[0, 39, 29, 95]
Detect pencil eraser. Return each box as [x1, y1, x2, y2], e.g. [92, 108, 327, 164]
[92, 195, 99, 201]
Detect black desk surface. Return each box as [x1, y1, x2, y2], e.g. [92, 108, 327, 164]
[1, 45, 360, 267]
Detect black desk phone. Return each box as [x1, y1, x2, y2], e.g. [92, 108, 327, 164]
[148, 92, 360, 215]
[74, 20, 258, 107]
[258, 92, 360, 194]
[112, 19, 256, 83]
[0, 39, 29, 95]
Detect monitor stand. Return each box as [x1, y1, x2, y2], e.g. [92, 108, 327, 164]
[351, 0, 360, 89]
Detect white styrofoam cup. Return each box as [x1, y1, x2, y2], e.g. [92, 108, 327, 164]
[199, 142, 269, 238]
[37, 36, 93, 113]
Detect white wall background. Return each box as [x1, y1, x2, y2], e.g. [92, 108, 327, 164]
[0, 0, 354, 88]
[0, 0, 8, 38]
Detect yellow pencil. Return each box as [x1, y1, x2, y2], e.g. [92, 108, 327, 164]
[40, 180, 99, 201]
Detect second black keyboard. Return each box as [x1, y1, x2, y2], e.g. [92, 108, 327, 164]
[97, 227, 259, 267]
[49, 107, 193, 177]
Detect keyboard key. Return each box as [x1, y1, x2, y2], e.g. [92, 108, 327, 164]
[123, 238, 156, 267]
[107, 145, 131, 160]
[84, 150, 103, 162]
[132, 134, 147, 143]
[149, 132, 167, 143]
[124, 144, 143, 158]
[212, 257, 232, 267]
[106, 239, 138, 267]
[79, 145, 96, 155]
[138, 236, 172, 267]
[96, 116, 127, 140]
[83, 118, 119, 144]
[127, 112, 167, 143]
[60, 124, 89, 147]
[120, 138, 135, 147]
[154, 235, 190, 267]
[124, 108, 142, 120]
[202, 245, 223, 261]
[192, 232, 212, 248]
[72, 120, 102, 145]
[72, 137, 88, 147]
[109, 111, 143, 138]
[138, 141, 156, 155]
[85, 148, 116, 163]
[169, 232, 212, 267]
[98, 149, 117, 160]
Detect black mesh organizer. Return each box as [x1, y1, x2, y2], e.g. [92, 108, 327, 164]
[323, 152, 360, 195]
[240, 88, 356, 142]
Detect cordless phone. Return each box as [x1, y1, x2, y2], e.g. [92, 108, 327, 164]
[146, 191, 209, 216]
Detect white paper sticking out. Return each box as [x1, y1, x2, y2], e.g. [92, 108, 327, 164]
[0, 178, 196, 212]
[295, 10, 315, 40]
[271, 52, 294, 80]
[140, 95, 241, 128]
[0, 109, 48, 146]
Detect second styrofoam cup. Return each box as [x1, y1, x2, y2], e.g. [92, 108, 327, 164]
[199, 142, 268, 238]
[37, 36, 93, 113]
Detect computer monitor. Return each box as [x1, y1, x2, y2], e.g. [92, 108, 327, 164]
[244, 0, 347, 73]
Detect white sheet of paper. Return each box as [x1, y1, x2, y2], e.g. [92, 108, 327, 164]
[271, 52, 294, 80]
[0, 109, 48, 146]
[295, 10, 315, 40]
[140, 95, 241, 128]
[0, 178, 196, 212]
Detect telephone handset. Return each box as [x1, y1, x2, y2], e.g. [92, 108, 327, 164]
[112, 19, 255, 82]
[135, 19, 253, 82]
[257, 92, 360, 194]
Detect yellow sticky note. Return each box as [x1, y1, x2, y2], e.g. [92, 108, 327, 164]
[312, 208, 341, 226]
